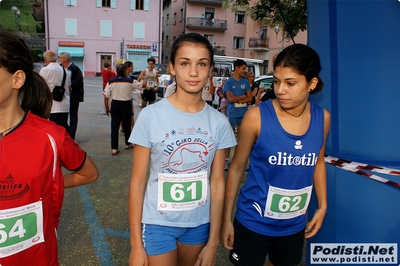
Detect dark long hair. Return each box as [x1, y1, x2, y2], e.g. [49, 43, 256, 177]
[170, 33, 214, 66]
[273, 43, 324, 94]
[0, 29, 52, 118]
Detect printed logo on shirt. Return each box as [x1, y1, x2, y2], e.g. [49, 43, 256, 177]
[0, 174, 29, 201]
[187, 127, 196, 135]
[162, 136, 214, 174]
[294, 140, 303, 149]
[268, 152, 318, 166]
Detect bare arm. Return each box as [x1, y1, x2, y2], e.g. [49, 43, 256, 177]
[64, 156, 99, 188]
[137, 70, 145, 82]
[225, 91, 248, 104]
[220, 107, 260, 249]
[208, 75, 215, 96]
[129, 145, 151, 266]
[195, 149, 226, 265]
[255, 87, 265, 105]
[305, 109, 330, 239]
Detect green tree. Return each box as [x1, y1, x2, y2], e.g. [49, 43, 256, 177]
[222, 0, 307, 39]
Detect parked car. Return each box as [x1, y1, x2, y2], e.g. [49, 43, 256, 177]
[155, 63, 168, 74]
[255, 75, 273, 89]
[128, 70, 141, 80]
[33, 62, 45, 73]
[157, 74, 171, 98]
[255, 75, 275, 101]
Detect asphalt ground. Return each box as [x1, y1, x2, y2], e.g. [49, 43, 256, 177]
[57, 77, 306, 266]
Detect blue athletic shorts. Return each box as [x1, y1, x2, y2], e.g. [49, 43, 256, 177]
[142, 223, 210, 256]
[228, 116, 243, 127]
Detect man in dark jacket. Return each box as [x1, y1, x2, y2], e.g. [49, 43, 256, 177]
[59, 52, 84, 141]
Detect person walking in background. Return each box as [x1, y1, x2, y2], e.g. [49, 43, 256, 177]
[40, 50, 70, 131]
[220, 44, 330, 266]
[0, 29, 99, 265]
[223, 59, 252, 170]
[128, 33, 236, 266]
[101, 61, 116, 115]
[201, 71, 216, 106]
[217, 89, 227, 117]
[59, 52, 84, 141]
[124, 60, 136, 128]
[137, 57, 159, 108]
[247, 71, 260, 106]
[104, 63, 141, 155]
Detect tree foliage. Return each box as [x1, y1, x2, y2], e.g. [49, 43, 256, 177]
[222, 0, 307, 39]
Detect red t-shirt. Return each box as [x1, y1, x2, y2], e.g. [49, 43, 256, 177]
[101, 68, 116, 89]
[0, 111, 86, 265]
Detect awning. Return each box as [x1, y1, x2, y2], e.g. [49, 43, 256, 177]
[58, 47, 84, 57]
[126, 49, 151, 53]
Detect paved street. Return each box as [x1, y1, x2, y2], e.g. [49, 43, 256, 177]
[57, 76, 234, 266]
[57, 77, 305, 266]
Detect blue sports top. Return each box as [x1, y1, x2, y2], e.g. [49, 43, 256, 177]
[223, 77, 251, 118]
[235, 99, 325, 236]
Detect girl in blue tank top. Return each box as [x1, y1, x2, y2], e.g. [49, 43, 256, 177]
[221, 44, 330, 266]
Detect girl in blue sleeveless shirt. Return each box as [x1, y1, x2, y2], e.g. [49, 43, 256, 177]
[221, 44, 330, 266]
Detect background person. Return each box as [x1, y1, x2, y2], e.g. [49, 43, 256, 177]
[40, 50, 70, 131]
[0, 29, 99, 265]
[101, 61, 116, 115]
[137, 57, 159, 108]
[223, 59, 252, 170]
[128, 33, 236, 266]
[201, 71, 216, 106]
[220, 43, 330, 266]
[247, 71, 260, 106]
[59, 51, 84, 141]
[104, 63, 141, 155]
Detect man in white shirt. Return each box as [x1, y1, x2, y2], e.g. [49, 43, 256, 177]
[39, 50, 70, 131]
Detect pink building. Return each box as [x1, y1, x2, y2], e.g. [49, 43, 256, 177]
[162, 0, 307, 73]
[44, 0, 162, 76]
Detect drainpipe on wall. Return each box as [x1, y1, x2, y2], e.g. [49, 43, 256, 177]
[182, 0, 186, 34]
[158, 0, 162, 63]
[45, 0, 50, 49]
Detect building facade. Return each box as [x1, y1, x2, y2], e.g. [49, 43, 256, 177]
[161, 0, 307, 73]
[44, 0, 162, 76]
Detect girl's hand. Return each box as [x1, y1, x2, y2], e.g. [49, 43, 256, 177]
[194, 244, 217, 266]
[305, 208, 327, 238]
[129, 247, 148, 266]
[220, 221, 234, 250]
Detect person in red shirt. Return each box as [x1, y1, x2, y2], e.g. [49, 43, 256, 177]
[0, 29, 99, 265]
[101, 61, 116, 115]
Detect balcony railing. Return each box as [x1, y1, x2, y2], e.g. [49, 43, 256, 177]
[187, 0, 223, 4]
[213, 46, 226, 56]
[248, 37, 269, 49]
[186, 17, 227, 31]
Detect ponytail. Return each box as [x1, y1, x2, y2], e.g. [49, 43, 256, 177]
[0, 29, 53, 118]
